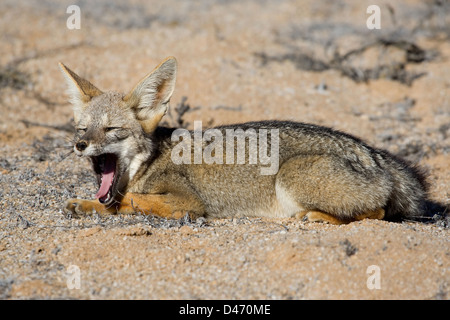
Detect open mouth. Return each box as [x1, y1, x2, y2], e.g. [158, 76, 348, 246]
[91, 153, 119, 204]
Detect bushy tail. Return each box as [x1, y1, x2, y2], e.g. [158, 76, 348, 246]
[383, 153, 429, 221]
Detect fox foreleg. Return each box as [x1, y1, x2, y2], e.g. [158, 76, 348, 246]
[64, 192, 205, 219]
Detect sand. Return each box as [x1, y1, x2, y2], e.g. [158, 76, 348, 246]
[0, 0, 448, 300]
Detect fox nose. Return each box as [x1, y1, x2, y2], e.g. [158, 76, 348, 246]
[75, 140, 88, 151]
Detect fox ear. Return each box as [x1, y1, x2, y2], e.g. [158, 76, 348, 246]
[58, 62, 103, 122]
[123, 56, 177, 133]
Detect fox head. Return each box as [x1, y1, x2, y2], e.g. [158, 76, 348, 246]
[59, 57, 177, 205]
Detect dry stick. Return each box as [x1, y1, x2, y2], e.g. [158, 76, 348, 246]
[21, 119, 75, 133]
[5, 42, 88, 68]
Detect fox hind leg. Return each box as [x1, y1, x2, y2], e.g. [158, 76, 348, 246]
[354, 208, 385, 221]
[295, 208, 385, 224]
[296, 210, 349, 224]
[278, 155, 390, 224]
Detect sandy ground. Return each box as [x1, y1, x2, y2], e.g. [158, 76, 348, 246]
[0, 0, 448, 300]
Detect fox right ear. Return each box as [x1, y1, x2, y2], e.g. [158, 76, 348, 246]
[58, 62, 103, 122]
[123, 57, 177, 133]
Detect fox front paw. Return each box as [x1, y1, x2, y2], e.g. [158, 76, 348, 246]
[64, 198, 106, 218]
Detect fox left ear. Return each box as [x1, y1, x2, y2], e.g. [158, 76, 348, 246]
[123, 56, 177, 133]
[59, 62, 103, 123]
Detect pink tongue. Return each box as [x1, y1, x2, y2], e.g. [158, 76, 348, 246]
[95, 172, 114, 199]
[95, 160, 115, 200]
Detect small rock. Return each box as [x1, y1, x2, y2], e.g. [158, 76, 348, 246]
[179, 225, 194, 235]
[78, 226, 102, 237]
[114, 226, 152, 237]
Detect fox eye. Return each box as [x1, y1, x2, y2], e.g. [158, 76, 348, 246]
[105, 127, 120, 132]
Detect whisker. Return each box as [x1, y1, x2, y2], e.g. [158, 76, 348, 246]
[58, 150, 74, 163]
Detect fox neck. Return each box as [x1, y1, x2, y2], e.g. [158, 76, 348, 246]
[118, 136, 154, 193]
[128, 153, 149, 183]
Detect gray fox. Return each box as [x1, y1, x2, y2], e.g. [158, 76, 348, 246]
[60, 57, 428, 224]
